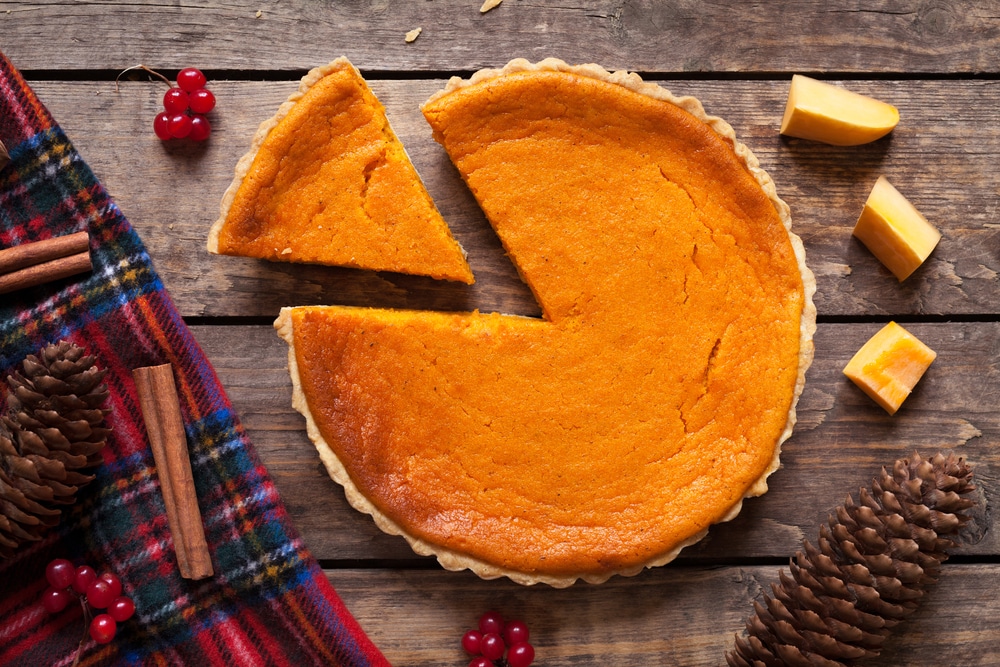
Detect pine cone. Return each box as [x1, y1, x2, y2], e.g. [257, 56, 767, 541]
[727, 452, 976, 667]
[0, 341, 110, 558]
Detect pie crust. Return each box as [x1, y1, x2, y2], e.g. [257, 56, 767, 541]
[276, 59, 817, 587]
[208, 57, 474, 284]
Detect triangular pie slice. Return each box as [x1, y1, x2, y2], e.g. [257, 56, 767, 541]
[276, 59, 816, 586]
[208, 57, 474, 284]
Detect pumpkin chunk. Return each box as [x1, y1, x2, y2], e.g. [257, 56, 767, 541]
[843, 322, 936, 415]
[853, 176, 941, 282]
[780, 75, 899, 146]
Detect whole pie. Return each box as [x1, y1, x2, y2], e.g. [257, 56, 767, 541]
[207, 57, 474, 284]
[275, 59, 816, 586]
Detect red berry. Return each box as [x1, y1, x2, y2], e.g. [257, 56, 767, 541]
[41, 586, 73, 613]
[87, 579, 115, 609]
[98, 572, 123, 599]
[73, 565, 97, 594]
[162, 88, 189, 114]
[176, 67, 207, 92]
[189, 88, 216, 114]
[504, 619, 529, 646]
[168, 113, 193, 139]
[45, 559, 75, 589]
[89, 614, 117, 644]
[188, 114, 212, 142]
[108, 596, 135, 622]
[468, 659, 491, 667]
[461, 629, 483, 655]
[508, 642, 535, 667]
[153, 111, 172, 140]
[478, 610, 504, 636]
[480, 633, 505, 661]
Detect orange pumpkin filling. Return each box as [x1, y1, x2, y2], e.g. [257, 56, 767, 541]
[276, 60, 815, 586]
[208, 57, 473, 283]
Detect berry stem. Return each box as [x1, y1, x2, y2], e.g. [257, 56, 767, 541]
[115, 64, 173, 93]
[70, 593, 93, 667]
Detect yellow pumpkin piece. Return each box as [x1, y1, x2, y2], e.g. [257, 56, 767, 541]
[853, 176, 941, 282]
[780, 75, 899, 146]
[843, 321, 936, 415]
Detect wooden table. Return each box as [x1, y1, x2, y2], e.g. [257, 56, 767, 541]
[5, 2, 999, 664]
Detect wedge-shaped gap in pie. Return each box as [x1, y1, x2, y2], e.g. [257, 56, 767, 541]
[208, 57, 474, 284]
[276, 59, 817, 587]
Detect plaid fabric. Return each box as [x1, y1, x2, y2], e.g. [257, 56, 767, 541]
[0, 53, 390, 666]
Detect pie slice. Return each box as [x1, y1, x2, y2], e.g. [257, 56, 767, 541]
[208, 57, 474, 284]
[276, 59, 816, 586]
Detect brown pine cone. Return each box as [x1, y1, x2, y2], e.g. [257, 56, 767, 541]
[727, 452, 976, 667]
[0, 341, 110, 558]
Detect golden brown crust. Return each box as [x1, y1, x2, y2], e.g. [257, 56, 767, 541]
[277, 59, 816, 587]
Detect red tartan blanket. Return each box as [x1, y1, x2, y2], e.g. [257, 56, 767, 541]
[0, 52, 390, 666]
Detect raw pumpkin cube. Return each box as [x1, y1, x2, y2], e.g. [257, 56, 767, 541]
[853, 176, 941, 281]
[780, 75, 899, 146]
[843, 322, 936, 415]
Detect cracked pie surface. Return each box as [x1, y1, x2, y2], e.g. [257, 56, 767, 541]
[208, 57, 473, 284]
[275, 59, 816, 586]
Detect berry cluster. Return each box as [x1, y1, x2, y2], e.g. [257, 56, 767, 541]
[462, 611, 534, 667]
[42, 558, 135, 647]
[152, 67, 216, 142]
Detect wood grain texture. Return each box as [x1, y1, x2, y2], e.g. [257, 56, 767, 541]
[29, 77, 1000, 320]
[4, 1, 1000, 74]
[8, 4, 1000, 661]
[190, 322, 998, 563]
[327, 564, 1000, 666]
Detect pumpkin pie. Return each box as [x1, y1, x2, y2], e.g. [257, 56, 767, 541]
[275, 59, 817, 586]
[207, 57, 474, 284]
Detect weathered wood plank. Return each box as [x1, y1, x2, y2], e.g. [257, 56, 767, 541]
[190, 322, 1000, 563]
[7, 6, 999, 662]
[27, 78, 1000, 319]
[327, 563, 1000, 666]
[4, 1, 1000, 74]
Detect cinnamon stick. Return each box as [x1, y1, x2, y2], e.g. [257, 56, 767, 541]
[133, 363, 214, 580]
[0, 251, 93, 295]
[0, 231, 90, 274]
[0, 138, 9, 171]
[0, 232, 92, 295]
